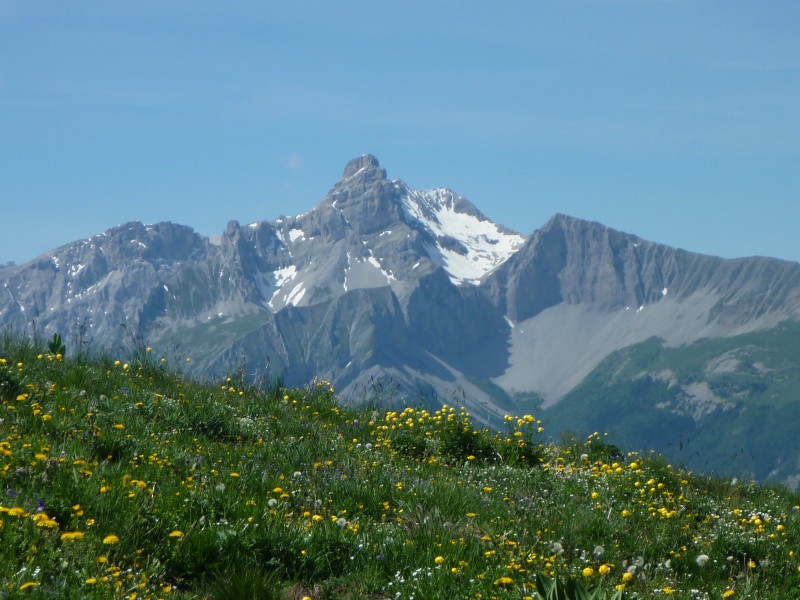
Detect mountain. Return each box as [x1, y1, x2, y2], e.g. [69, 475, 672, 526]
[2, 155, 799, 487]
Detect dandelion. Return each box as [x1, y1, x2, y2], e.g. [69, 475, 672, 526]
[168, 530, 183, 538]
[598, 564, 612, 576]
[19, 582, 39, 591]
[434, 555, 445, 564]
[103, 534, 120, 545]
[722, 591, 735, 598]
[60, 531, 84, 541]
[696, 554, 710, 567]
[494, 576, 514, 586]
[582, 566, 594, 577]
[32, 513, 58, 528]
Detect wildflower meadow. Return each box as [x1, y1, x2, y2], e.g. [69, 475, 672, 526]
[1, 333, 800, 599]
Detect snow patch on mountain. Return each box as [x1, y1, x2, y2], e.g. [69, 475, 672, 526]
[367, 256, 396, 283]
[400, 188, 525, 284]
[343, 252, 351, 291]
[285, 282, 306, 306]
[260, 265, 299, 310]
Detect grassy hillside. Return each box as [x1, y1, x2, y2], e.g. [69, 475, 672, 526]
[2, 335, 800, 599]
[542, 322, 800, 487]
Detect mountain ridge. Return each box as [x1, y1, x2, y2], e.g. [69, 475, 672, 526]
[2, 155, 799, 486]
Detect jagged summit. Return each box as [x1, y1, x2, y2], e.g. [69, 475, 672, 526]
[342, 154, 383, 179]
[330, 156, 526, 284]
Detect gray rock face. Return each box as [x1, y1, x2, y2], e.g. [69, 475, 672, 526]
[2, 156, 800, 486]
[0, 221, 211, 350]
[485, 213, 800, 326]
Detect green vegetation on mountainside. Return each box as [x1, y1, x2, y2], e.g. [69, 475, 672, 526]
[543, 322, 800, 485]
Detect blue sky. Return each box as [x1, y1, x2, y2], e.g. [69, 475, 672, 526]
[2, 1, 799, 265]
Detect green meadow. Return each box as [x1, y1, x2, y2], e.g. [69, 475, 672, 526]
[1, 334, 799, 599]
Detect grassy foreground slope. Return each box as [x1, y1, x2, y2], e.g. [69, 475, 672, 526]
[1, 336, 800, 599]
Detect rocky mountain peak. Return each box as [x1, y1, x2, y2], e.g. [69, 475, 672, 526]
[341, 154, 385, 181]
[319, 155, 397, 237]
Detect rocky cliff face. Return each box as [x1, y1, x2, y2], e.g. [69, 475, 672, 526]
[0, 221, 211, 350]
[2, 155, 800, 486]
[485, 213, 800, 325]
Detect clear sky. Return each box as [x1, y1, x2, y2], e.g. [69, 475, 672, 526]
[2, 1, 799, 266]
